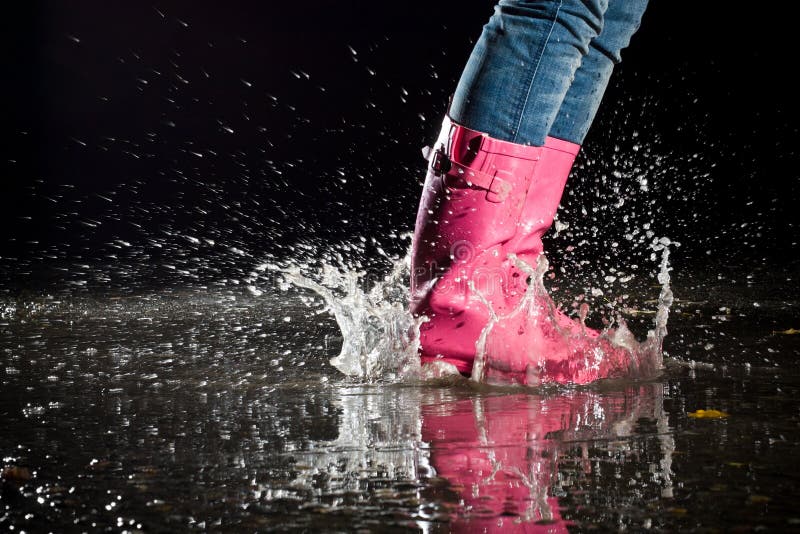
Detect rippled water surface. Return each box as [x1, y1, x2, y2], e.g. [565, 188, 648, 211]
[2, 264, 799, 532]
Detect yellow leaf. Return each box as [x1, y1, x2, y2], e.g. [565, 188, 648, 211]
[773, 328, 800, 335]
[688, 409, 729, 419]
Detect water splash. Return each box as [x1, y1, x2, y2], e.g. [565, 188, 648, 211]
[472, 237, 675, 386]
[271, 237, 674, 385]
[267, 250, 421, 381]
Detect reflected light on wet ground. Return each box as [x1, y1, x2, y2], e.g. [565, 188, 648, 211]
[1, 276, 799, 532]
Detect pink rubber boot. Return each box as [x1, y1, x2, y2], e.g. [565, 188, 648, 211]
[410, 116, 543, 374]
[410, 117, 633, 384]
[479, 137, 633, 386]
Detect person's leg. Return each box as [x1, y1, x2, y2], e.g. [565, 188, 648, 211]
[412, 1, 609, 374]
[549, 0, 649, 144]
[475, 0, 652, 384]
[506, 0, 650, 295]
[448, 0, 608, 147]
[410, 0, 652, 382]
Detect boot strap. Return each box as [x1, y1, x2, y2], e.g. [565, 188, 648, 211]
[431, 149, 510, 203]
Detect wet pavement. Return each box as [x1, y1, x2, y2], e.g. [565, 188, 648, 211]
[2, 263, 799, 532]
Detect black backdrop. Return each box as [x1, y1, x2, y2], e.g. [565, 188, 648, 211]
[3, 2, 799, 289]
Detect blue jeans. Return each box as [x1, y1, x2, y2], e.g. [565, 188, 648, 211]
[449, 0, 649, 146]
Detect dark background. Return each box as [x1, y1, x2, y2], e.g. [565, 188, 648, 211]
[2, 2, 799, 291]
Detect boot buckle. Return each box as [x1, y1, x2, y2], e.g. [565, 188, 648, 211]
[430, 148, 452, 175]
[485, 177, 511, 203]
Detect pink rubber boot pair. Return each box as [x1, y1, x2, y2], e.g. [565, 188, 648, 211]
[410, 116, 632, 385]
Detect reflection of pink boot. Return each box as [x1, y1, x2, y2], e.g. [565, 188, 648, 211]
[422, 395, 570, 532]
[421, 385, 671, 530]
[410, 116, 633, 384]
